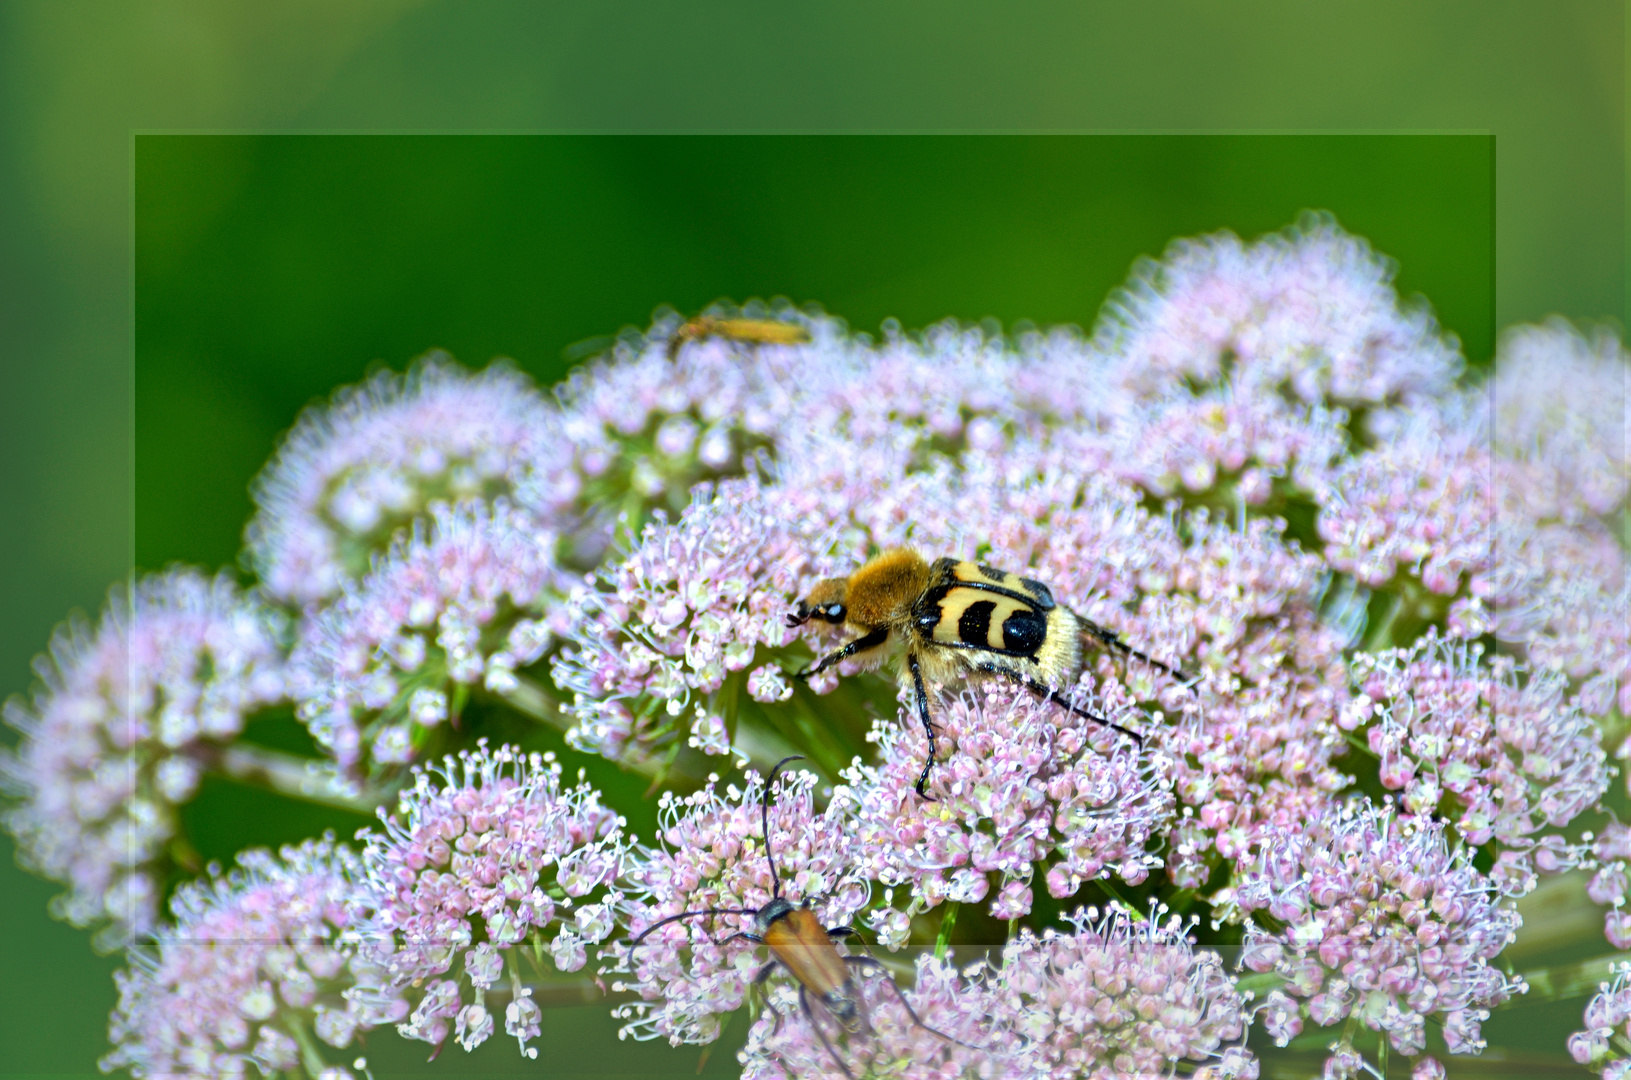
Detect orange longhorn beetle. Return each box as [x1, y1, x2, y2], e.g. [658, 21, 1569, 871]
[627, 756, 975, 1077]
[666, 315, 812, 362]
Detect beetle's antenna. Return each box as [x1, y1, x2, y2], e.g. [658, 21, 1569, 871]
[763, 755, 804, 901]
[627, 907, 762, 958]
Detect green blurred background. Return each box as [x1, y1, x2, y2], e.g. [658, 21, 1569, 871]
[1, 2, 1621, 1077]
[133, 134, 1495, 571]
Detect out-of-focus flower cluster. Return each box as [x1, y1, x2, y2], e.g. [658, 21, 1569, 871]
[1227, 801, 1524, 1063]
[347, 742, 626, 1058]
[101, 838, 376, 1080]
[247, 357, 558, 607]
[4, 215, 1625, 1079]
[1, 568, 288, 950]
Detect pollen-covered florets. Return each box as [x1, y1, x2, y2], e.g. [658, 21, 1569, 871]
[1343, 635, 1609, 889]
[100, 838, 376, 1079]
[1225, 801, 1524, 1059]
[987, 905, 1255, 1080]
[613, 764, 868, 1047]
[845, 685, 1173, 923]
[348, 742, 625, 1057]
[290, 499, 566, 780]
[247, 356, 557, 606]
[0, 568, 288, 950]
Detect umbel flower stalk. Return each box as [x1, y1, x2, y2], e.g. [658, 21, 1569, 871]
[3, 213, 1626, 1078]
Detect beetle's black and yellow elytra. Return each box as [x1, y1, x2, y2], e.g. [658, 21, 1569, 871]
[626, 757, 971, 1077]
[666, 315, 812, 362]
[787, 549, 1191, 797]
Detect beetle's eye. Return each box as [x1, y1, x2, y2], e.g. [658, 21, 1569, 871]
[823, 603, 846, 622]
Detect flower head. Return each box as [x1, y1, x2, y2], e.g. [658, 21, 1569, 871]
[1096, 212, 1462, 413]
[987, 905, 1254, 1079]
[247, 356, 557, 606]
[100, 837, 376, 1079]
[1492, 318, 1628, 519]
[1, 568, 287, 949]
[1225, 800, 1524, 1057]
[290, 499, 565, 781]
[348, 742, 625, 1057]
[1343, 634, 1609, 888]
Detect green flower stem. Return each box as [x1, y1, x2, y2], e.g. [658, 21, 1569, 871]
[1507, 873, 1607, 963]
[214, 743, 379, 813]
[731, 720, 807, 775]
[1362, 591, 1403, 653]
[282, 1013, 330, 1080]
[500, 674, 569, 732]
[934, 902, 959, 960]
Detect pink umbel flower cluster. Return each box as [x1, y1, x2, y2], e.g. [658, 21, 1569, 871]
[1492, 318, 1629, 520]
[1226, 801, 1524, 1062]
[1571, 961, 1631, 1080]
[985, 905, 1254, 1080]
[1342, 633, 1609, 891]
[247, 357, 558, 606]
[1486, 320, 1630, 725]
[347, 742, 626, 1057]
[1095, 213, 1462, 411]
[1, 568, 288, 950]
[290, 500, 567, 782]
[101, 838, 376, 1080]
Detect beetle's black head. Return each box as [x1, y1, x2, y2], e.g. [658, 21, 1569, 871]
[787, 578, 850, 628]
[755, 895, 796, 932]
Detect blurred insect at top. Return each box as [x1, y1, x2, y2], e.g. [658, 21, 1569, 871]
[666, 315, 812, 361]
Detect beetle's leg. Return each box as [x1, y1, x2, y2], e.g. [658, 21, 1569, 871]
[752, 960, 784, 1033]
[717, 931, 765, 950]
[973, 664, 1145, 745]
[1078, 616, 1196, 689]
[844, 956, 986, 1051]
[802, 982, 855, 1079]
[794, 626, 889, 680]
[907, 652, 939, 800]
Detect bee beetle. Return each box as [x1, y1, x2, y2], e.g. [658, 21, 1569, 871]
[787, 549, 1192, 797]
[666, 314, 812, 362]
[627, 756, 975, 1077]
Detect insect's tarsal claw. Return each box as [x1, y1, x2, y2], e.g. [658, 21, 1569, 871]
[791, 666, 812, 681]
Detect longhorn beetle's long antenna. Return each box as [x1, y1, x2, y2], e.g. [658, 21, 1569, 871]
[763, 755, 804, 901]
[627, 907, 762, 955]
